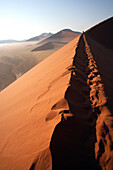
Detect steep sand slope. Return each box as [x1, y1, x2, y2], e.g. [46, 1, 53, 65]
[31, 17, 113, 170]
[84, 35, 113, 170]
[0, 17, 113, 170]
[0, 35, 80, 170]
[85, 17, 113, 170]
[49, 34, 99, 170]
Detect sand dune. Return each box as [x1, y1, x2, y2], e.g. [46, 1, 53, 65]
[0, 29, 80, 91]
[37, 29, 81, 45]
[0, 17, 113, 170]
[27, 33, 53, 41]
[0, 35, 80, 169]
[85, 17, 113, 169]
[32, 42, 66, 52]
[49, 18, 113, 169]
[86, 17, 113, 49]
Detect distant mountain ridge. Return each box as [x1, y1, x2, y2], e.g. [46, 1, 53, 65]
[0, 33, 53, 44]
[0, 29, 81, 44]
[27, 33, 53, 41]
[0, 39, 19, 43]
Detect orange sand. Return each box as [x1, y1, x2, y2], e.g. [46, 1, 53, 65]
[0, 17, 113, 170]
[0, 35, 80, 170]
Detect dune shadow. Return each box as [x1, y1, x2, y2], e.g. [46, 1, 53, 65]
[50, 116, 99, 170]
[50, 35, 100, 170]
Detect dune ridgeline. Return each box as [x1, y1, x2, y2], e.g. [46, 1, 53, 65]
[0, 17, 113, 170]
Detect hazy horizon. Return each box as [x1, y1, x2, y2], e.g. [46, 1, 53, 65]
[0, 0, 113, 41]
[0, 29, 80, 41]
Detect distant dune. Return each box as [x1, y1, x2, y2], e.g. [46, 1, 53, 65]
[0, 17, 113, 170]
[37, 29, 81, 45]
[32, 42, 66, 51]
[0, 29, 80, 91]
[0, 33, 53, 44]
[27, 33, 53, 41]
[31, 29, 81, 52]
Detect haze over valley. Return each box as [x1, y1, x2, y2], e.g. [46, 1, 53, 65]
[0, 29, 80, 91]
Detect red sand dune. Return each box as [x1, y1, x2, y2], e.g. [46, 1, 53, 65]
[0, 17, 113, 170]
[0, 35, 80, 169]
[37, 29, 81, 45]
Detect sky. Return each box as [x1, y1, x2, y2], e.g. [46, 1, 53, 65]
[0, 0, 113, 40]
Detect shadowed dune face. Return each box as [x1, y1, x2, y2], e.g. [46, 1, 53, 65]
[32, 42, 66, 52]
[50, 18, 113, 169]
[86, 36, 113, 114]
[84, 19, 113, 169]
[29, 148, 52, 170]
[50, 35, 99, 170]
[86, 17, 113, 50]
[86, 16, 113, 113]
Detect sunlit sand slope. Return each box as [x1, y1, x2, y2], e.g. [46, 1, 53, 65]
[0, 35, 80, 170]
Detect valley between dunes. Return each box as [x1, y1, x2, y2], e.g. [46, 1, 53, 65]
[0, 17, 113, 170]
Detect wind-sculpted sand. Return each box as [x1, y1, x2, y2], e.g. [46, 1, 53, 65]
[0, 17, 113, 170]
[30, 18, 113, 169]
[49, 34, 102, 170]
[84, 35, 113, 170]
[0, 35, 80, 170]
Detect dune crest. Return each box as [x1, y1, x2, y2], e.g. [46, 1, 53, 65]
[31, 32, 113, 169]
[84, 34, 113, 169]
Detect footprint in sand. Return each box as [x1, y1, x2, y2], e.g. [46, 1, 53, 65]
[45, 98, 68, 121]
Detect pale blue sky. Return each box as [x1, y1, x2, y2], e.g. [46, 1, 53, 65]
[0, 0, 113, 40]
